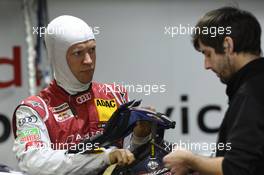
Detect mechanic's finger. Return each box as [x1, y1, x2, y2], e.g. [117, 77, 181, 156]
[170, 166, 177, 174]
[164, 163, 172, 169]
[163, 155, 171, 164]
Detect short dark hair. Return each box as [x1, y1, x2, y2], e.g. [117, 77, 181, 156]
[192, 6, 262, 55]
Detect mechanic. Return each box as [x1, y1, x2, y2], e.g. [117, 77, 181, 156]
[163, 6, 264, 175]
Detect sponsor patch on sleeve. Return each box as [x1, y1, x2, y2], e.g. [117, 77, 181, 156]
[94, 98, 117, 121]
[18, 115, 38, 127]
[17, 128, 41, 143]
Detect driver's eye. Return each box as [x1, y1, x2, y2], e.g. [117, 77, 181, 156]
[73, 50, 82, 56]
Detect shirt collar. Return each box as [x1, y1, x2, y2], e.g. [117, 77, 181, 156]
[226, 57, 264, 101]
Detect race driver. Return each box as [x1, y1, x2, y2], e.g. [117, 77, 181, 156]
[12, 15, 151, 175]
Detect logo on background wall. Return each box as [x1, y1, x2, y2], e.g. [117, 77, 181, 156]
[95, 99, 117, 121]
[76, 93, 92, 104]
[0, 47, 21, 88]
[52, 103, 74, 122]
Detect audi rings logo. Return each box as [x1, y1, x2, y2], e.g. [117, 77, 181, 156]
[76, 93, 92, 104]
[18, 115, 38, 127]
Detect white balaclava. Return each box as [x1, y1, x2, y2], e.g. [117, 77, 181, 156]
[45, 15, 95, 94]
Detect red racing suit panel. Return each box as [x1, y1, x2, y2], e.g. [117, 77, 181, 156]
[14, 80, 129, 147]
[41, 81, 128, 147]
[12, 80, 130, 175]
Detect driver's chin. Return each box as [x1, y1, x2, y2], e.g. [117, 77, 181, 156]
[79, 78, 92, 84]
[77, 73, 94, 84]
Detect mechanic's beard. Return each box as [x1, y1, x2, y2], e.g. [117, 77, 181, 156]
[219, 55, 233, 84]
[220, 78, 229, 84]
[219, 74, 229, 84]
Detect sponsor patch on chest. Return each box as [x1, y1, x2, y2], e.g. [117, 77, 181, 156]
[94, 98, 117, 121]
[52, 103, 74, 122]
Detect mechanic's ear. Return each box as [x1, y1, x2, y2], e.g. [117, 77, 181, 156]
[223, 36, 234, 54]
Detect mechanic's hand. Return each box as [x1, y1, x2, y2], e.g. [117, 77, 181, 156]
[133, 106, 155, 137]
[109, 149, 135, 166]
[163, 147, 193, 175]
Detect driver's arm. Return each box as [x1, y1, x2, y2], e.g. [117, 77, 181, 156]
[13, 105, 115, 175]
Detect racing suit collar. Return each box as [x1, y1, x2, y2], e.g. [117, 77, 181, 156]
[51, 80, 93, 106]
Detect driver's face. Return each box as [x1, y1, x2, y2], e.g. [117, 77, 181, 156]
[66, 40, 96, 83]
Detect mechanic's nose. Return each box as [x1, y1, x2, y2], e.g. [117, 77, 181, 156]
[204, 57, 211, 70]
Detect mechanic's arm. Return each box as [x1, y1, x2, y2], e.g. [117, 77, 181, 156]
[163, 149, 223, 175]
[164, 96, 264, 175]
[189, 155, 223, 175]
[13, 105, 133, 175]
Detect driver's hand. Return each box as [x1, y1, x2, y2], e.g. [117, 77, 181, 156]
[109, 149, 135, 166]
